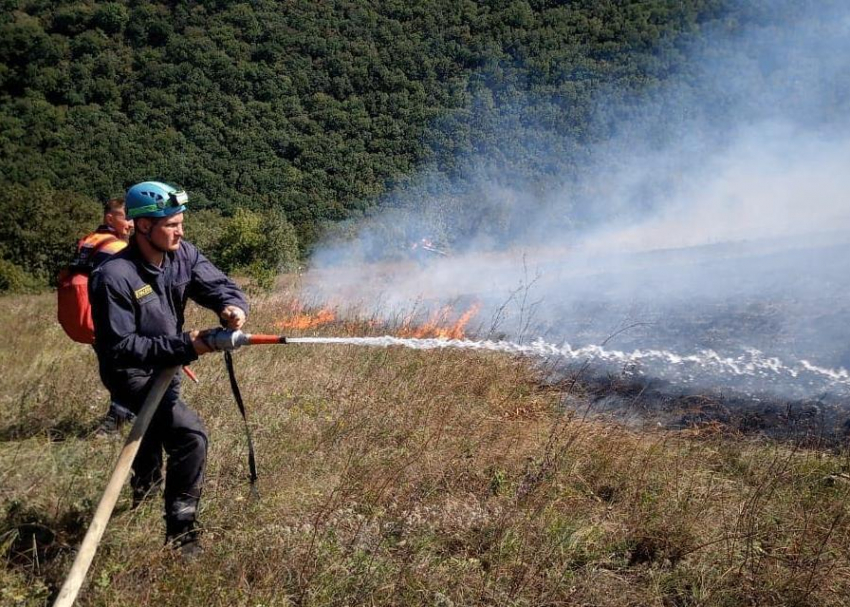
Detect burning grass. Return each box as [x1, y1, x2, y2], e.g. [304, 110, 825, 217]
[270, 296, 484, 340]
[2, 290, 850, 606]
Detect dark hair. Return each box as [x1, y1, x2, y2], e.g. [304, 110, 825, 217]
[103, 197, 125, 214]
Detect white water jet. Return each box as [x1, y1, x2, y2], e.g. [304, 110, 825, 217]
[286, 336, 850, 392]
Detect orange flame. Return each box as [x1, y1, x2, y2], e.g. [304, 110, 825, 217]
[399, 303, 481, 340]
[274, 301, 481, 339]
[275, 303, 336, 331]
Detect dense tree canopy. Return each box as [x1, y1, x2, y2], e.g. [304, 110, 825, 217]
[2, 0, 833, 288]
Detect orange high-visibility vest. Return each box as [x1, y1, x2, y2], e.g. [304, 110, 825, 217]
[72, 231, 127, 267]
[57, 230, 127, 344]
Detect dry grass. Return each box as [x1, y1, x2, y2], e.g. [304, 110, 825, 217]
[2, 289, 850, 606]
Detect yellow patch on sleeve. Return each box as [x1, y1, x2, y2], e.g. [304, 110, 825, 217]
[134, 284, 153, 300]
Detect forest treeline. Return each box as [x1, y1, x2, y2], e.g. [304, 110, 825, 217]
[0, 0, 797, 290]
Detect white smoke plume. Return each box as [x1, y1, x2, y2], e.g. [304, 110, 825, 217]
[301, 2, 850, 396]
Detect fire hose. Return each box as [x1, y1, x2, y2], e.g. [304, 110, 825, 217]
[53, 366, 180, 607]
[53, 329, 291, 607]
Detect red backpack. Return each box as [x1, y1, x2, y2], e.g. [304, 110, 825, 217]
[57, 232, 125, 344]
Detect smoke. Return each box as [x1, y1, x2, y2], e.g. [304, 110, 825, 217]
[303, 2, 850, 396]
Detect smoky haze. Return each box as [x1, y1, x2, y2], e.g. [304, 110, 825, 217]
[304, 2, 850, 397]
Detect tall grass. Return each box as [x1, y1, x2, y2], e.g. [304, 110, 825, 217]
[2, 290, 850, 606]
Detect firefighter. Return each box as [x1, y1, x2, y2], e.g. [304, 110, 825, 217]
[89, 181, 248, 557]
[71, 198, 139, 435]
[57, 197, 137, 434]
[74, 197, 134, 262]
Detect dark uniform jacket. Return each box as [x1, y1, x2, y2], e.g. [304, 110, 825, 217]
[89, 239, 248, 406]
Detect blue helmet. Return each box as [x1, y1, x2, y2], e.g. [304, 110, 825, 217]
[125, 181, 188, 219]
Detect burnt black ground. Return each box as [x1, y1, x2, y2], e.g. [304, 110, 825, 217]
[519, 234, 850, 444]
[516, 234, 850, 396]
[542, 366, 850, 447]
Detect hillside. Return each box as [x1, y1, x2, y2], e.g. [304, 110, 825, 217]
[1, 0, 760, 288]
[3, 290, 850, 606]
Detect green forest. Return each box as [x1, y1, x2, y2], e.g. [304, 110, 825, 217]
[0, 0, 813, 289]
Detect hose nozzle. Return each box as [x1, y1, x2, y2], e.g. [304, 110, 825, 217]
[204, 328, 252, 351]
[202, 329, 288, 351]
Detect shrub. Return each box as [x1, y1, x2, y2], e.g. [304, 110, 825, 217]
[217, 207, 299, 290]
[0, 258, 41, 293]
[0, 181, 101, 287]
[184, 208, 229, 264]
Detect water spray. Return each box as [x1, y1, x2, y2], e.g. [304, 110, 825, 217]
[215, 330, 850, 393]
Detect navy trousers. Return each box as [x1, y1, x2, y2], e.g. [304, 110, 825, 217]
[128, 379, 208, 525]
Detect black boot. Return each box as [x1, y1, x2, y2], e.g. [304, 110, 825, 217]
[131, 479, 162, 509]
[94, 402, 136, 438]
[165, 518, 202, 560]
[93, 410, 121, 438]
[131, 467, 163, 510]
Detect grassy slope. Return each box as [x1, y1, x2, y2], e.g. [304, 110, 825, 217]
[2, 290, 850, 606]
